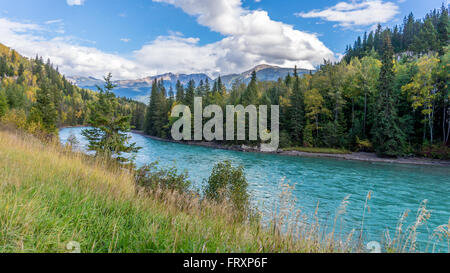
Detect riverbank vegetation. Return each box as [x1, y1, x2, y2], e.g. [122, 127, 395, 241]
[0, 4, 449, 253]
[280, 147, 350, 155]
[1, 127, 448, 253]
[143, 6, 449, 159]
[0, 43, 146, 139]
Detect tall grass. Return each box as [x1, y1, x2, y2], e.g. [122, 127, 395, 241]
[0, 127, 448, 253]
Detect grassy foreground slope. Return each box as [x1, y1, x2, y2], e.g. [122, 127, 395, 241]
[0, 128, 346, 253]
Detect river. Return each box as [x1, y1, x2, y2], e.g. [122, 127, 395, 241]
[60, 127, 450, 252]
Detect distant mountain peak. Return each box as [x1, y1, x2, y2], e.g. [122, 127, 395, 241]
[251, 64, 280, 72]
[67, 64, 313, 102]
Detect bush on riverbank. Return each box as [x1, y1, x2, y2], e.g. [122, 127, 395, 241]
[203, 161, 250, 216]
[417, 144, 450, 160]
[135, 162, 192, 194]
[1, 126, 448, 253]
[0, 127, 346, 252]
[281, 147, 351, 154]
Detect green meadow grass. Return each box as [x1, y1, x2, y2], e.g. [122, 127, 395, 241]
[1, 128, 446, 253]
[0, 129, 350, 253]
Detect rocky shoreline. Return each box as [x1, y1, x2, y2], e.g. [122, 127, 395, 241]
[132, 130, 450, 167]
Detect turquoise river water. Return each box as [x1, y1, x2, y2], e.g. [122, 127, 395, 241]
[60, 127, 450, 252]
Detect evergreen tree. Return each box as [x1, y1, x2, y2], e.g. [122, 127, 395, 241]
[184, 80, 195, 107]
[17, 63, 25, 84]
[156, 80, 169, 138]
[82, 73, 140, 165]
[374, 24, 383, 54]
[168, 86, 175, 100]
[31, 79, 58, 134]
[403, 13, 416, 51]
[197, 80, 204, 96]
[285, 72, 292, 86]
[372, 33, 406, 157]
[241, 71, 258, 106]
[367, 31, 375, 51]
[175, 80, 184, 102]
[412, 18, 439, 54]
[288, 67, 305, 144]
[0, 90, 8, 117]
[204, 78, 211, 95]
[437, 4, 449, 55]
[145, 79, 161, 136]
[217, 76, 226, 95]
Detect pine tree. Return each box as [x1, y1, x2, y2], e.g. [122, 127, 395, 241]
[168, 86, 175, 100]
[412, 18, 439, 54]
[288, 67, 305, 144]
[241, 71, 258, 106]
[0, 90, 8, 117]
[82, 73, 140, 165]
[17, 63, 25, 84]
[145, 79, 161, 136]
[403, 13, 416, 51]
[285, 72, 292, 86]
[204, 78, 211, 95]
[32, 79, 58, 134]
[156, 80, 168, 138]
[437, 4, 449, 55]
[392, 25, 402, 53]
[175, 80, 184, 102]
[374, 24, 383, 54]
[367, 31, 375, 51]
[184, 79, 195, 107]
[197, 80, 204, 96]
[217, 76, 226, 95]
[372, 32, 406, 157]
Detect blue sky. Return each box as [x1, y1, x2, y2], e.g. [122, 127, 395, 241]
[0, 0, 447, 79]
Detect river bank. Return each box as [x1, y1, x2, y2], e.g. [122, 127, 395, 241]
[132, 130, 450, 167]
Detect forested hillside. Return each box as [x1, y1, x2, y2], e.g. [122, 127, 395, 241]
[143, 6, 449, 159]
[345, 4, 450, 61]
[0, 43, 146, 136]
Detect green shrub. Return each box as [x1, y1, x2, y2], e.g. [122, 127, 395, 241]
[355, 137, 374, 152]
[418, 144, 450, 160]
[279, 130, 292, 149]
[203, 161, 250, 213]
[135, 162, 191, 193]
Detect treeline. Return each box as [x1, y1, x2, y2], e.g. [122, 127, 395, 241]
[143, 8, 449, 159]
[345, 4, 449, 61]
[0, 43, 146, 136]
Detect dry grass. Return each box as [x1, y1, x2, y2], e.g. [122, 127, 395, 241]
[0, 127, 448, 253]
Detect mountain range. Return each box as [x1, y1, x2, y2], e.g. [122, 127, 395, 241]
[67, 64, 313, 103]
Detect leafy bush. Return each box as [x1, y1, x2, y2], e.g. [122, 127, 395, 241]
[355, 137, 374, 152]
[135, 162, 191, 193]
[203, 161, 250, 213]
[0, 108, 27, 129]
[418, 144, 450, 160]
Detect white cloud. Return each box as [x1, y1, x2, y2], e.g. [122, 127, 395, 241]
[151, 0, 334, 74]
[296, 0, 399, 28]
[0, 0, 336, 80]
[0, 18, 142, 79]
[45, 19, 63, 25]
[120, 38, 131, 43]
[67, 0, 85, 6]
